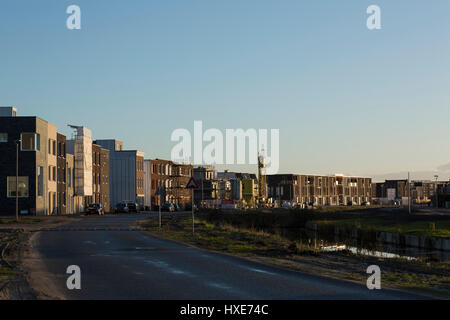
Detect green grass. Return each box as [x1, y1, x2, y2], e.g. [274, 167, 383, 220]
[140, 217, 315, 257]
[200, 208, 450, 238]
[314, 218, 450, 238]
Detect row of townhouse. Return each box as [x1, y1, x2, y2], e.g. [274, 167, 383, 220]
[192, 168, 259, 209]
[266, 174, 372, 207]
[191, 168, 372, 209]
[0, 108, 111, 216]
[372, 179, 450, 207]
[0, 107, 196, 215]
[146, 158, 193, 210]
[0, 106, 373, 215]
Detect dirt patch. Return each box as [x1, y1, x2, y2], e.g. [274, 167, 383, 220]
[20, 232, 66, 300]
[0, 215, 80, 300]
[0, 232, 36, 299]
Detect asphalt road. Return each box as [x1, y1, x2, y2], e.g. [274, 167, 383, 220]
[33, 214, 426, 300]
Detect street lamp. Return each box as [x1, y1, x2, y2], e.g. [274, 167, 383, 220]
[15, 139, 21, 222]
[434, 175, 439, 208]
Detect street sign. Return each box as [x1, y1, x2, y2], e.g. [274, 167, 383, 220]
[185, 177, 199, 236]
[186, 177, 199, 189]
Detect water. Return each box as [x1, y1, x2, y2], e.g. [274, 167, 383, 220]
[321, 244, 418, 260]
[273, 227, 450, 261]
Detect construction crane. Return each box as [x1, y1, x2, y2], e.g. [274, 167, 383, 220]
[257, 148, 267, 207]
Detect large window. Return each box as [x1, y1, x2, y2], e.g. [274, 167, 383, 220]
[37, 166, 44, 197]
[7, 176, 29, 198]
[0, 133, 7, 142]
[67, 168, 72, 187]
[21, 133, 40, 151]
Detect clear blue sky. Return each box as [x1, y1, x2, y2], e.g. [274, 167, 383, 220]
[1, 1, 449, 180]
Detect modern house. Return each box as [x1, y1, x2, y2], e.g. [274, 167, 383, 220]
[57, 132, 67, 214]
[67, 126, 93, 213]
[267, 174, 372, 207]
[0, 107, 59, 216]
[83, 143, 110, 212]
[94, 139, 144, 208]
[146, 159, 193, 210]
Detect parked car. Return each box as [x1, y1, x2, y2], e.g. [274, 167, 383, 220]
[173, 204, 181, 212]
[362, 201, 371, 206]
[115, 202, 129, 213]
[126, 202, 140, 213]
[86, 203, 104, 215]
[281, 202, 295, 209]
[161, 203, 175, 212]
[185, 203, 199, 212]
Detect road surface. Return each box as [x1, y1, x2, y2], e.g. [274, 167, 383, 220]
[30, 214, 426, 300]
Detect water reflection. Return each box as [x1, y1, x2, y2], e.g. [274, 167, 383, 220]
[321, 244, 417, 260]
[273, 227, 450, 261]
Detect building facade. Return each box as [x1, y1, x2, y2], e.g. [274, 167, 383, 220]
[267, 174, 372, 207]
[170, 163, 193, 208]
[147, 159, 193, 210]
[67, 126, 93, 213]
[100, 148, 110, 212]
[149, 158, 173, 209]
[56, 133, 67, 214]
[95, 139, 144, 208]
[0, 108, 58, 216]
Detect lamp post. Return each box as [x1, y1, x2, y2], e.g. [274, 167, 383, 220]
[434, 175, 439, 208]
[408, 172, 411, 214]
[15, 139, 21, 222]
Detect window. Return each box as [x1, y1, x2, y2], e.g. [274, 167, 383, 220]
[7, 176, 29, 198]
[37, 166, 44, 197]
[52, 140, 56, 155]
[53, 166, 56, 181]
[48, 166, 51, 180]
[21, 133, 40, 151]
[0, 133, 7, 142]
[68, 168, 72, 187]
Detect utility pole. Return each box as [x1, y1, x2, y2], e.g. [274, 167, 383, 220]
[434, 175, 439, 208]
[408, 172, 411, 214]
[186, 176, 198, 235]
[191, 188, 194, 235]
[159, 191, 161, 228]
[15, 139, 20, 222]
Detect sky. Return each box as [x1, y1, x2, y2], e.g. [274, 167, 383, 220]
[1, 0, 449, 181]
